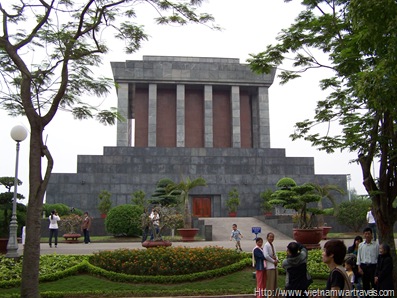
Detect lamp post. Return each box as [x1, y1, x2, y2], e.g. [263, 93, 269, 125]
[6, 125, 28, 258]
[346, 174, 351, 201]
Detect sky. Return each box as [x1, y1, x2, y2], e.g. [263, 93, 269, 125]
[0, 0, 369, 203]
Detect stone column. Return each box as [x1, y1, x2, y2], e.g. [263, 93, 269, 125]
[258, 87, 270, 148]
[148, 84, 157, 147]
[204, 85, 213, 148]
[176, 84, 185, 147]
[231, 86, 241, 148]
[116, 82, 129, 146]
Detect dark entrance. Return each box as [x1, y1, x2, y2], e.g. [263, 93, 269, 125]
[192, 197, 211, 217]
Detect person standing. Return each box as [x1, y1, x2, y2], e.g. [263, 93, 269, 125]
[282, 242, 310, 297]
[48, 210, 60, 248]
[81, 211, 92, 244]
[149, 209, 160, 240]
[357, 227, 379, 292]
[253, 237, 267, 298]
[230, 223, 243, 252]
[374, 243, 393, 291]
[264, 232, 278, 295]
[322, 239, 352, 298]
[347, 235, 363, 255]
[366, 207, 377, 241]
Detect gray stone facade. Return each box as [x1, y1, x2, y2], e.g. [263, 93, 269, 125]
[45, 56, 348, 218]
[46, 147, 347, 218]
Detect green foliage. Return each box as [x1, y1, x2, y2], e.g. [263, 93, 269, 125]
[150, 178, 180, 206]
[131, 190, 146, 207]
[260, 189, 274, 212]
[270, 177, 322, 229]
[105, 205, 143, 237]
[249, 0, 397, 253]
[337, 199, 372, 232]
[0, 255, 86, 283]
[165, 177, 207, 228]
[0, 177, 26, 237]
[98, 190, 112, 215]
[43, 203, 75, 217]
[226, 187, 240, 213]
[89, 246, 247, 276]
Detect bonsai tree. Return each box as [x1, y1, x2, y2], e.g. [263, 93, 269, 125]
[226, 187, 240, 214]
[98, 190, 112, 216]
[58, 214, 82, 234]
[270, 177, 322, 229]
[166, 177, 207, 228]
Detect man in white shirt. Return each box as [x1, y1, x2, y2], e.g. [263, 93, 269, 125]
[366, 207, 377, 241]
[357, 227, 379, 292]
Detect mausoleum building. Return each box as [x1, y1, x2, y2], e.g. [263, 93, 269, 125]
[46, 56, 347, 218]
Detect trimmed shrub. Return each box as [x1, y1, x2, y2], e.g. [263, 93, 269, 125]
[105, 204, 143, 236]
[88, 246, 247, 276]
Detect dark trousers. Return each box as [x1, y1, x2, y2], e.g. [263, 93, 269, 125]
[83, 229, 90, 243]
[49, 228, 58, 246]
[361, 264, 376, 291]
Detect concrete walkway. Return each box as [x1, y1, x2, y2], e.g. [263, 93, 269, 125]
[28, 217, 356, 255]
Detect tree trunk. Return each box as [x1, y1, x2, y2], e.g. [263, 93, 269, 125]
[20, 123, 53, 298]
[360, 156, 397, 292]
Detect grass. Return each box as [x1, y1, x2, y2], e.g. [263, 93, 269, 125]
[0, 267, 327, 297]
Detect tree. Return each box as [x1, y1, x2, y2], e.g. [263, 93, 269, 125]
[166, 176, 207, 228]
[308, 183, 345, 227]
[337, 199, 371, 232]
[270, 177, 322, 229]
[0, 177, 25, 237]
[0, 1, 215, 296]
[249, 0, 397, 287]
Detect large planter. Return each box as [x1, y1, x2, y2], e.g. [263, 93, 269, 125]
[142, 240, 172, 248]
[63, 233, 82, 243]
[321, 226, 332, 240]
[177, 228, 199, 242]
[293, 228, 323, 250]
[228, 212, 237, 217]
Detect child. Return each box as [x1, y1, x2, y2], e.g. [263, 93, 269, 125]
[230, 223, 243, 252]
[344, 256, 355, 288]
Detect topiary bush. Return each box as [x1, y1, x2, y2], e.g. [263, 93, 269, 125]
[105, 204, 143, 236]
[88, 246, 247, 276]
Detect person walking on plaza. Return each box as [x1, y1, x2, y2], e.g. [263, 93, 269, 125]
[374, 243, 393, 291]
[323, 239, 352, 297]
[81, 211, 92, 244]
[253, 237, 267, 298]
[357, 227, 379, 292]
[366, 207, 377, 241]
[264, 232, 278, 295]
[282, 242, 310, 297]
[230, 223, 243, 252]
[48, 210, 60, 248]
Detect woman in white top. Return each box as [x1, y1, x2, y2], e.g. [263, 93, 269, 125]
[48, 210, 60, 248]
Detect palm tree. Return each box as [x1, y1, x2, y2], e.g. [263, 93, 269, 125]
[166, 177, 207, 228]
[309, 183, 346, 226]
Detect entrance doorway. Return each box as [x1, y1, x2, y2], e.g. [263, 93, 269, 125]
[192, 197, 211, 217]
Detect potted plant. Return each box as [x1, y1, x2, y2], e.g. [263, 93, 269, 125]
[226, 187, 240, 217]
[260, 189, 274, 216]
[98, 190, 112, 218]
[58, 214, 82, 243]
[269, 177, 323, 249]
[166, 177, 207, 241]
